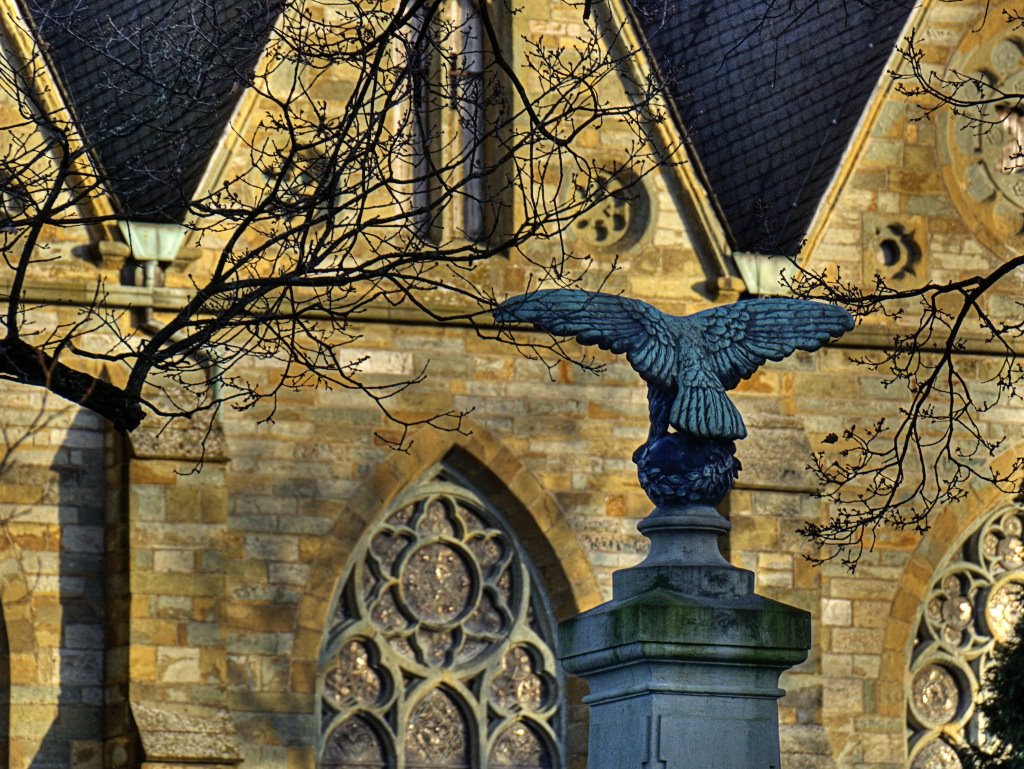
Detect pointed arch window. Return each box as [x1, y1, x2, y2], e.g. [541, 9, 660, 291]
[906, 503, 1024, 768]
[450, 0, 486, 241]
[318, 476, 565, 769]
[399, 0, 496, 244]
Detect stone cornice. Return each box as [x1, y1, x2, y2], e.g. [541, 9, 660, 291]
[4, 277, 1021, 355]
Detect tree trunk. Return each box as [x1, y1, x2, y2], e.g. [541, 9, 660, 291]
[0, 337, 144, 431]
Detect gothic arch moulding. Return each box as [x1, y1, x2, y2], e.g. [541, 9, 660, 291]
[879, 443, 1024, 768]
[0, 536, 44, 766]
[883, 440, 1024, 662]
[288, 423, 602, 696]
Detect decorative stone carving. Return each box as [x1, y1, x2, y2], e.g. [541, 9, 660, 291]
[907, 504, 1024, 768]
[910, 663, 961, 728]
[862, 213, 926, 286]
[318, 478, 563, 769]
[573, 171, 650, 251]
[911, 738, 963, 769]
[938, 14, 1024, 257]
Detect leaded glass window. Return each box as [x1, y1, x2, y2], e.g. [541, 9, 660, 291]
[319, 478, 564, 769]
[399, 0, 490, 244]
[906, 504, 1024, 768]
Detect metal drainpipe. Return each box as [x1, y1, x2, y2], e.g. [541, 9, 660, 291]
[128, 231, 223, 406]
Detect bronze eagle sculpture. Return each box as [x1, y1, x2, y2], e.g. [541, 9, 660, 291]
[493, 290, 854, 444]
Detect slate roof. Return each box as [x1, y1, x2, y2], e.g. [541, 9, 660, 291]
[25, 0, 913, 238]
[632, 0, 917, 255]
[25, 0, 277, 221]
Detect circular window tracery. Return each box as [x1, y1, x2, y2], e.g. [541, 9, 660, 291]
[937, 4, 1024, 258]
[907, 504, 1024, 768]
[572, 169, 651, 251]
[319, 479, 564, 769]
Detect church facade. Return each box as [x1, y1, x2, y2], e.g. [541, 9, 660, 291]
[0, 1, 1022, 768]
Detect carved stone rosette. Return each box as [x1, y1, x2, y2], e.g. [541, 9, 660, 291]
[938, 8, 1024, 258]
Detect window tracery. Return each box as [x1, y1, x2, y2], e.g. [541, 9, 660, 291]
[319, 478, 564, 769]
[907, 504, 1024, 768]
[571, 169, 651, 251]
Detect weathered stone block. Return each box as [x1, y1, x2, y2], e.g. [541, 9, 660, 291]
[821, 598, 852, 626]
[156, 648, 201, 684]
[244, 535, 299, 562]
[831, 627, 885, 655]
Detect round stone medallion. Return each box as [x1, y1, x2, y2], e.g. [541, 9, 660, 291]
[938, 9, 1024, 257]
[911, 738, 963, 769]
[401, 541, 476, 625]
[984, 576, 1024, 643]
[910, 663, 960, 727]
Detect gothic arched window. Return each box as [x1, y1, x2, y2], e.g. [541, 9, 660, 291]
[318, 477, 565, 769]
[906, 503, 1024, 768]
[398, 0, 495, 244]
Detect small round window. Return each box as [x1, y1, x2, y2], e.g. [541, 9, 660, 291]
[573, 170, 651, 251]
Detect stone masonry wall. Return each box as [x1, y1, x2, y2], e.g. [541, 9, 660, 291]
[1, 2, 1023, 769]
[743, 2, 1024, 768]
[0, 387, 107, 769]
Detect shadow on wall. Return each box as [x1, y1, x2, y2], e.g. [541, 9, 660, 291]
[28, 407, 107, 769]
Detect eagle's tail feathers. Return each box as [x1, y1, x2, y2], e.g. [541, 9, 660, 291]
[672, 383, 747, 440]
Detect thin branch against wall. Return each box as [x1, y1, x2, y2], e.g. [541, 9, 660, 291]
[789, 261, 1024, 568]
[0, 0, 668, 443]
[774, 1, 1024, 569]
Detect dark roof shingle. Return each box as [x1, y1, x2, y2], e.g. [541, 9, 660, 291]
[632, 0, 917, 255]
[27, 0, 278, 221]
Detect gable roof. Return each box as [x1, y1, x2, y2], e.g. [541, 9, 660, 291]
[632, 0, 917, 256]
[24, 0, 277, 222]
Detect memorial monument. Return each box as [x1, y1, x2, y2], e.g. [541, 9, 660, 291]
[495, 290, 855, 769]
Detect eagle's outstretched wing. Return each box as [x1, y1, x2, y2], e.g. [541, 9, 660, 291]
[691, 298, 854, 390]
[493, 289, 678, 387]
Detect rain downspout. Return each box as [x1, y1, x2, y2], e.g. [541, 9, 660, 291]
[119, 221, 223, 404]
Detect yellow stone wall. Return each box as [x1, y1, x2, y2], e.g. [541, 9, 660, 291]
[1, 0, 1023, 768]
[750, 2, 1024, 768]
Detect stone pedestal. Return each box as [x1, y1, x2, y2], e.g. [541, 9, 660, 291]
[558, 503, 810, 769]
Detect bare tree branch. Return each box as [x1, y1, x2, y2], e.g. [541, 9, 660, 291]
[0, 0, 670, 442]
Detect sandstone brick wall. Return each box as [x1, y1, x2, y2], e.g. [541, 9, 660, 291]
[0, 390, 107, 769]
[745, 3, 1024, 767]
[4, 308, 1014, 768]
[1, 2, 1022, 769]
